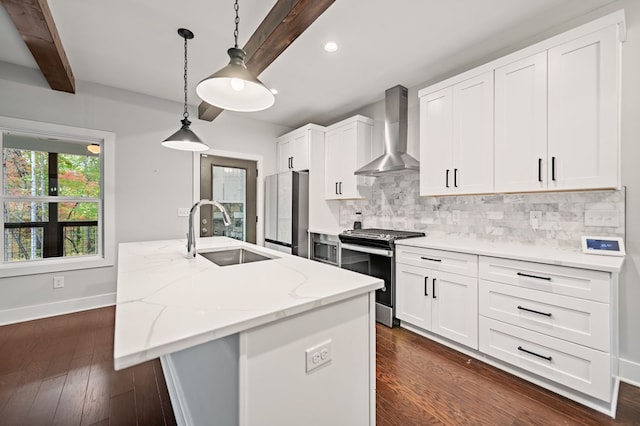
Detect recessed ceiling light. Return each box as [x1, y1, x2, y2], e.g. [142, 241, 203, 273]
[323, 41, 338, 53]
[270, 88, 278, 95]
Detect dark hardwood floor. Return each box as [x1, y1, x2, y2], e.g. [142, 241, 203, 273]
[376, 324, 640, 425]
[0, 307, 175, 426]
[1, 307, 639, 425]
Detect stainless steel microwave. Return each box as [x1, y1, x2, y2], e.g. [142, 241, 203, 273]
[310, 233, 339, 266]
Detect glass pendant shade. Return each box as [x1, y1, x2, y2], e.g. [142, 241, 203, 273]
[196, 47, 275, 112]
[162, 118, 209, 151]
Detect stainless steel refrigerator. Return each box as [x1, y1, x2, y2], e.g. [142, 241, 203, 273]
[264, 171, 309, 257]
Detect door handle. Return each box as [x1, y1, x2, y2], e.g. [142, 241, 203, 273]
[538, 158, 542, 182]
[339, 182, 342, 195]
[445, 169, 450, 188]
[432, 278, 436, 299]
[424, 276, 429, 296]
[335, 182, 339, 195]
[290, 156, 294, 169]
[551, 156, 556, 181]
[454, 168, 458, 188]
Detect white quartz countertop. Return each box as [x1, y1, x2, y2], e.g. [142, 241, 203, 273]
[396, 236, 624, 272]
[114, 237, 382, 370]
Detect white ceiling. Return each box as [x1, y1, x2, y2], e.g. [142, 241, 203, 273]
[0, 0, 617, 129]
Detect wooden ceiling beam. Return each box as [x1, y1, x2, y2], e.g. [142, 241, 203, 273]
[198, 0, 335, 121]
[1, 0, 75, 93]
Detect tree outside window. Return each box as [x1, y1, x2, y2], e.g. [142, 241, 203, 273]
[2, 134, 101, 262]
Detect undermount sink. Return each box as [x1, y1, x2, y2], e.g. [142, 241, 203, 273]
[198, 248, 277, 267]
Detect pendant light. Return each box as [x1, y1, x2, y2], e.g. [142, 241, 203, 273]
[162, 28, 209, 152]
[196, 0, 275, 112]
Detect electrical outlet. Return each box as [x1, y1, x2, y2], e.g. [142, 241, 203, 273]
[53, 276, 64, 289]
[530, 211, 542, 229]
[305, 339, 332, 373]
[177, 208, 190, 217]
[452, 210, 461, 224]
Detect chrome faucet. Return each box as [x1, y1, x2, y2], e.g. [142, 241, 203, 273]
[187, 199, 232, 258]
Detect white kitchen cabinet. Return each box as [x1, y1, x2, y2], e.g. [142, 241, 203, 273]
[478, 255, 614, 402]
[494, 52, 548, 192]
[396, 248, 478, 349]
[547, 25, 620, 190]
[276, 125, 319, 173]
[420, 71, 494, 196]
[495, 25, 620, 193]
[324, 115, 373, 200]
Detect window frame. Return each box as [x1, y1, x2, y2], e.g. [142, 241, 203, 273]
[0, 116, 115, 277]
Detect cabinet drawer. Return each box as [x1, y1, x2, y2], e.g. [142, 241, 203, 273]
[479, 317, 611, 402]
[479, 256, 610, 302]
[396, 246, 477, 277]
[479, 280, 609, 351]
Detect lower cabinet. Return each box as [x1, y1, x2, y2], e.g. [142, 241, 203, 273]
[396, 250, 478, 349]
[394, 242, 619, 415]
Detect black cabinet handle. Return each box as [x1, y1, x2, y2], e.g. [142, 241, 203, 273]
[445, 169, 450, 188]
[339, 182, 342, 195]
[538, 158, 542, 182]
[551, 156, 556, 181]
[454, 168, 458, 188]
[518, 346, 552, 361]
[432, 278, 437, 299]
[517, 272, 551, 281]
[420, 256, 442, 262]
[335, 182, 338, 195]
[517, 305, 552, 317]
[424, 276, 429, 296]
[290, 156, 294, 169]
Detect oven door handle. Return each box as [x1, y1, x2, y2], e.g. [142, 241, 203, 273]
[340, 243, 393, 257]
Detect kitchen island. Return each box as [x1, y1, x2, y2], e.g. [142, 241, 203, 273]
[114, 237, 383, 426]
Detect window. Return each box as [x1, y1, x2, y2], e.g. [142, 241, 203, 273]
[0, 117, 114, 277]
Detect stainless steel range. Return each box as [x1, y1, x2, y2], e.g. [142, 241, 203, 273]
[339, 228, 425, 327]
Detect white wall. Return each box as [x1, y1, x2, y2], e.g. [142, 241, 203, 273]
[0, 62, 288, 322]
[349, 2, 640, 382]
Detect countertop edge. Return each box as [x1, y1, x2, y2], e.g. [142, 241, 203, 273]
[395, 237, 624, 273]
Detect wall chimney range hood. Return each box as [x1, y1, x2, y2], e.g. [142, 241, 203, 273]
[354, 85, 419, 177]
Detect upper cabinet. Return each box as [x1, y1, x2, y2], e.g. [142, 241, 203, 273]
[420, 11, 623, 196]
[494, 52, 548, 192]
[420, 72, 494, 196]
[495, 26, 620, 192]
[324, 116, 373, 200]
[547, 26, 619, 190]
[276, 125, 323, 173]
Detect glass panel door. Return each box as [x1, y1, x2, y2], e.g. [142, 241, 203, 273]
[200, 154, 257, 243]
[212, 165, 246, 241]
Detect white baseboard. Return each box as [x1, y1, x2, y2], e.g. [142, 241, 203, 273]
[620, 358, 640, 388]
[0, 293, 116, 325]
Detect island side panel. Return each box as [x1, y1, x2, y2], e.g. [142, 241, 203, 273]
[239, 293, 374, 426]
[161, 334, 239, 426]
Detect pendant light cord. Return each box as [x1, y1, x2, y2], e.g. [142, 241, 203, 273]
[183, 34, 190, 120]
[233, 0, 240, 49]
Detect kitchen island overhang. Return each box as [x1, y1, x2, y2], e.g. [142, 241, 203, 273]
[114, 237, 383, 425]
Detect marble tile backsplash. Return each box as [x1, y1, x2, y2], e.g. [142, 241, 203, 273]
[339, 173, 625, 252]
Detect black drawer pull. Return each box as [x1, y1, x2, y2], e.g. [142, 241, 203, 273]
[420, 256, 442, 262]
[432, 278, 436, 299]
[445, 169, 450, 188]
[454, 168, 458, 187]
[424, 276, 429, 296]
[551, 156, 556, 181]
[517, 305, 552, 317]
[518, 346, 552, 361]
[517, 272, 551, 281]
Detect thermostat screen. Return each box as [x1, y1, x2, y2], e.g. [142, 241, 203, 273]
[587, 239, 620, 251]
